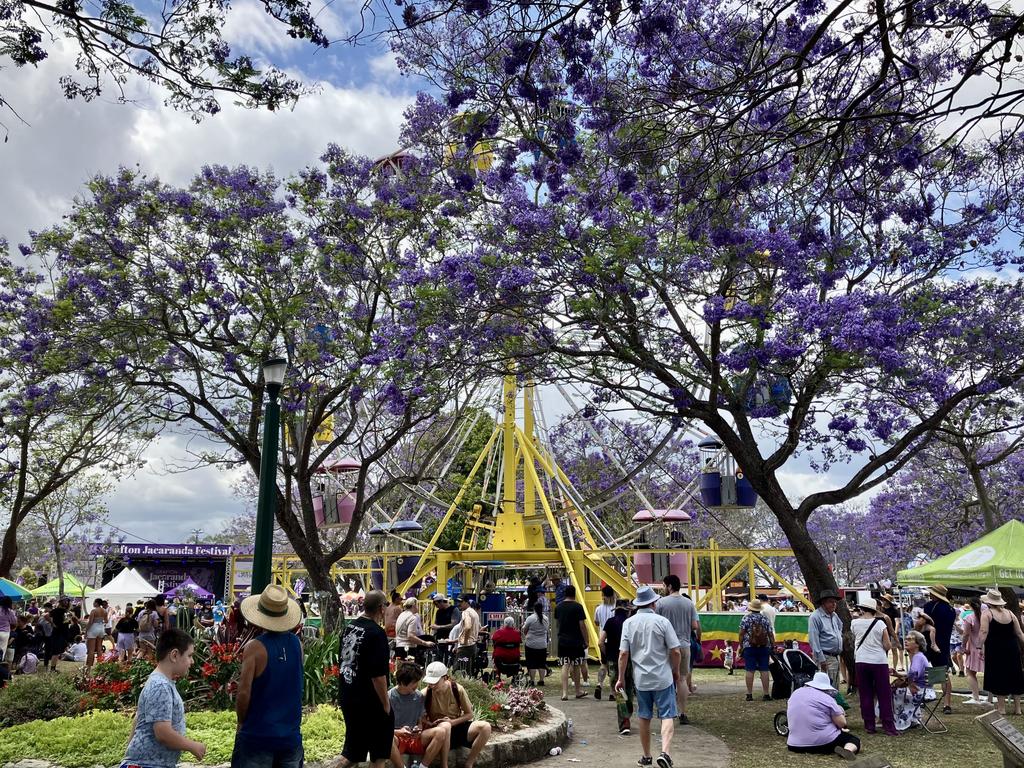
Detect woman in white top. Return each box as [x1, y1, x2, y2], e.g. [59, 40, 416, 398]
[394, 598, 434, 659]
[852, 598, 896, 736]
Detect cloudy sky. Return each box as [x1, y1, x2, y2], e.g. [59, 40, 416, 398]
[1, 11, 850, 544]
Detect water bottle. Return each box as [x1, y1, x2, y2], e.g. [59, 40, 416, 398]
[549, 747, 562, 756]
[567, 718, 574, 739]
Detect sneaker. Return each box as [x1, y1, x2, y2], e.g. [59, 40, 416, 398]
[620, 726, 631, 736]
[942, 705, 953, 715]
[637, 757, 653, 767]
[745, 694, 753, 702]
[763, 694, 772, 702]
[595, 687, 602, 700]
[538, 679, 545, 687]
[678, 714, 690, 725]
[655, 752, 673, 768]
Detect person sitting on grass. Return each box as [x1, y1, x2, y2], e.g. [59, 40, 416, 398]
[423, 661, 492, 768]
[786, 672, 860, 762]
[389, 660, 451, 768]
[121, 628, 206, 768]
[62, 634, 88, 663]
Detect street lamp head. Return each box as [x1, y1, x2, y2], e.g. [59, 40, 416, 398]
[262, 357, 287, 389]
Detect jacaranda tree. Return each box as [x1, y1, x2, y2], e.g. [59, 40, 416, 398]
[387, 0, 1024, 621]
[0, 247, 152, 578]
[27, 152, 526, 620]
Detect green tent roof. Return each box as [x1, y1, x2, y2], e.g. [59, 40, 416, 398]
[30, 574, 93, 597]
[897, 520, 1024, 587]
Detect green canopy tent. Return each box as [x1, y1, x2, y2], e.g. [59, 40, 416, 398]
[897, 520, 1024, 587]
[30, 574, 93, 598]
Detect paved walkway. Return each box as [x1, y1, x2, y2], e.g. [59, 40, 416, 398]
[537, 689, 732, 768]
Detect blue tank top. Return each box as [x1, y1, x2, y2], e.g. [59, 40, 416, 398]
[239, 632, 304, 750]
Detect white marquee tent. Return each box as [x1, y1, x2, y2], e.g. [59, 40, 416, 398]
[89, 567, 159, 606]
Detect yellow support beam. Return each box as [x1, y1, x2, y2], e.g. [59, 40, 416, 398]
[752, 554, 813, 610]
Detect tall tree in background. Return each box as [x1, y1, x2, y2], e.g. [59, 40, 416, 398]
[32, 473, 111, 595]
[30, 154, 525, 622]
[0, 248, 152, 577]
[391, 2, 1024, 622]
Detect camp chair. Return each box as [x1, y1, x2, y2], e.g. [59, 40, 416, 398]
[921, 666, 949, 734]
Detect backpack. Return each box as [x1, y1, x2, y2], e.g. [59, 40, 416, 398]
[749, 618, 769, 647]
[139, 611, 152, 633]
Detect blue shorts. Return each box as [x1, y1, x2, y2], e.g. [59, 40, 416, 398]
[743, 646, 770, 672]
[636, 684, 678, 720]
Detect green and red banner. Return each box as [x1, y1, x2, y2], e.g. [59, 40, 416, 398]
[697, 612, 811, 667]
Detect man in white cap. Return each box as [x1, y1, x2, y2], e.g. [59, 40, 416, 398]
[616, 585, 681, 768]
[785, 672, 860, 761]
[422, 660, 492, 768]
[233, 585, 304, 768]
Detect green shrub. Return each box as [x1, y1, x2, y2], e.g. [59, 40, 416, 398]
[0, 673, 81, 726]
[0, 710, 131, 766]
[0, 705, 346, 767]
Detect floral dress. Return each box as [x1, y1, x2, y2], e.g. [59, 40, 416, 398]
[892, 651, 931, 731]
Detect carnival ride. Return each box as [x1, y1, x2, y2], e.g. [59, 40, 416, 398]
[253, 123, 812, 646]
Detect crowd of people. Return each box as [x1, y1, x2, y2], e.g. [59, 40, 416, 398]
[0, 592, 253, 679]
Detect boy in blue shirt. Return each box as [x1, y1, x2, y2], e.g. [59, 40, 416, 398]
[122, 629, 206, 768]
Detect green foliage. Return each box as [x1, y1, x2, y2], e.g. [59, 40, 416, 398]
[303, 632, 340, 706]
[453, 675, 500, 724]
[0, 710, 131, 766]
[0, 673, 80, 726]
[0, 707, 346, 767]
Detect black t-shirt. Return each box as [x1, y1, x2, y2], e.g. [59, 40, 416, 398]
[116, 616, 139, 634]
[339, 616, 389, 708]
[603, 612, 627, 655]
[923, 599, 956, 652]
[555, 600, 587, 647]
[50, 608, 67, 638]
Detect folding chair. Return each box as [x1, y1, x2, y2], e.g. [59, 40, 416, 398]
[921, 666, 949, 733]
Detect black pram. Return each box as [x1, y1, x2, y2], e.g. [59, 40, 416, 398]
[769, 647, 818, 700]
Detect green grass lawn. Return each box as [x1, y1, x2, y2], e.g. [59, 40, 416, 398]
[685, 668, 1005, 768]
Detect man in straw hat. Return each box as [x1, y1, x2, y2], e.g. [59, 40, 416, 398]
[616, 585, 681, 768]
[336, 590, 393, 768]
[233, 585, 304, 768]
[921, 584, 955, 714]
[808, 589, 844, 689]
[786, 671, 860, 761]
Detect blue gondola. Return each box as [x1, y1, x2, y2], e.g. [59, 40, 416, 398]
[698, 437, 758, 508]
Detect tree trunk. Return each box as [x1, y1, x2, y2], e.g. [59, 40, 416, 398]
[305, 558, 343, 633]
[54, 540, 65, 597]
[760, 485, 857, 684]
[0, 522, 18, 579]
[966, 461, 998, 533]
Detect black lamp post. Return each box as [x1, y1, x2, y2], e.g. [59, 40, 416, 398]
[252, 357, 287, 594]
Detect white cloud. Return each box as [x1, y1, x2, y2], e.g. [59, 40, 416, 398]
[1, 39, 412, 540]
[1, 40, 413, 249]
[222, 0, 306, 57]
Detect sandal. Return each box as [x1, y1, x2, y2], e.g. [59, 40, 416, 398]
[561, 695, 568, 701]
[575, 692, 588, 699]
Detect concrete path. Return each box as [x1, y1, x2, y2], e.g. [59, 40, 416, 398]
[533, 690, 732, 768]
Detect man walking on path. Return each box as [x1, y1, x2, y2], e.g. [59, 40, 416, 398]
[616, 585, 681, 768]
[808, 590, 845, 688]
[233, 585, 304, 768]
[455, 595, 481, 673]
[555, 585, 588, 701]
[337, 590, 393, 768]
[739, 599, 775, 702]
[922, 584, 956, 714]
[655, 575, 700, 724]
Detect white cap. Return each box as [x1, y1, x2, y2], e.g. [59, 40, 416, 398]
[423, 661, 448, 685]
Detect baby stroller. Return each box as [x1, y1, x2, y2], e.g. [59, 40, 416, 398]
[770, 647, 818, 736]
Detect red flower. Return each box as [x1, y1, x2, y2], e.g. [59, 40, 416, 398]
[201, 662, 216, 677]
[489, 704, 501, 712]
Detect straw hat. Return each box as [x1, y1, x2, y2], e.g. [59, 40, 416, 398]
[240, 585, 302, 632]
[927, 584, 950, 604]
[858, 597, 878, 614]
[747, 599, 764, 611]
[981, 589, 1006, 607]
